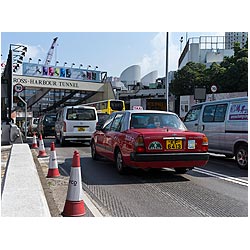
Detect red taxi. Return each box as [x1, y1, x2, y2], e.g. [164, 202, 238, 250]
[91, 110, 209, 174]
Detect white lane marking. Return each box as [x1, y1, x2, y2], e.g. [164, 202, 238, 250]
[193, 168, 248, 187]
[60, 166, 104, 217]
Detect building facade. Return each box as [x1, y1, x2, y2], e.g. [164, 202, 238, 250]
[225, 32, 248, 49]
[178, 35, 234, 69]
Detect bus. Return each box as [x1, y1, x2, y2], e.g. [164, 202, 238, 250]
[84, 99, 125, 114]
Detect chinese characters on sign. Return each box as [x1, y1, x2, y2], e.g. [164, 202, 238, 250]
[22, 63, 100, 82]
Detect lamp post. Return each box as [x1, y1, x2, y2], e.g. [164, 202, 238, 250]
[64, 62, 67, 67]
[79, 64, 83, 69]
[87, 65, 91, 70]
[165, 32, 169, 112]
[71, 63, 75, 68]
[180, 36, 183, 54]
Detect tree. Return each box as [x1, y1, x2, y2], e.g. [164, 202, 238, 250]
[171, 40, 248, 96]
[219, 41, 248, 92]
[170, 62, 209, 96]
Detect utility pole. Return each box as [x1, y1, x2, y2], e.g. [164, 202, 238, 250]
[165, 32, 169, 112]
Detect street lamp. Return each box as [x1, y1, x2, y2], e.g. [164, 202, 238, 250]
[87, 65, 91, 70]
[29, 58, 32, 63]
[180, 36, 184, 54]
[71, 63, 75, 68]
[79, 64, 83, 69]
[64, 62, 67, 67]
[94, 66, 98, 70]
[55, 60, 59, 66]
[165, 32, 169, 112]
[38, 58, 41, 64]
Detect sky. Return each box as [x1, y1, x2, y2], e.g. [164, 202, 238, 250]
[1, 32, 225, 78]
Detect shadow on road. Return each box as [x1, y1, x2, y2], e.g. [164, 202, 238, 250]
[58, 156, 190, 186]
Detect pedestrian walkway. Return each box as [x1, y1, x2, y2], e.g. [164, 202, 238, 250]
[1, 144, 51, 217]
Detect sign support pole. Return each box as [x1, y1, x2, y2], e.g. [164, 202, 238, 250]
[165, 32, 169, 112]
[18, 93, 27, 141]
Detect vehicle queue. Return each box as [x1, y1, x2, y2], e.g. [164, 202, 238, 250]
[26, 97, 248, 173]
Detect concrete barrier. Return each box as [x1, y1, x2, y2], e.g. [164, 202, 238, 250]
[1, 144, 51, 217]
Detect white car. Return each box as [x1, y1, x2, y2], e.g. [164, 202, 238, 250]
[55, 105, 98, 146]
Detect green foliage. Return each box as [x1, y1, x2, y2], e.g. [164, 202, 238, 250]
[170, 62, 209, 96]
[170, 40, 248, 96]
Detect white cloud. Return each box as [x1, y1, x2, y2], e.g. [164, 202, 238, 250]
[137, 32, 180, 77]
[25, 45, 46, 62]
[137, 32, 166, 77]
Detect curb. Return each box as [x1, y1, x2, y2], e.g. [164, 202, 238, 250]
[31, 149, 61, 217]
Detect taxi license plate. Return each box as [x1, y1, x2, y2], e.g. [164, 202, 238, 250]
[166, 139, 182, 150]
[78, 127, 85, 132]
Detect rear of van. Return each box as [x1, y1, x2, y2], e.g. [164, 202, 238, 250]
[55, 105, 97, 146]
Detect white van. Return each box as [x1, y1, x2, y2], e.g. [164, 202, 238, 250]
[55, 105, 97, 146]
[184, 97, 248, 169]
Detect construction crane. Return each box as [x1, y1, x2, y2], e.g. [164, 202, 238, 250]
[27, 37, 59, 108]
[44, 37, 58, 65]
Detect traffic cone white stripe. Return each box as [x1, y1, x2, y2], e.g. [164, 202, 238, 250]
[66, 167, 83, 201]
[39, 139, 44, 148]
[49, 150, 58, 169]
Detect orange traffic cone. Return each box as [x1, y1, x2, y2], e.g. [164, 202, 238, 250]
[38, 134, 48, 158]
[47, 142, 60, 178]
[62, 151, 86, 217]
[31, 133, 38, 149]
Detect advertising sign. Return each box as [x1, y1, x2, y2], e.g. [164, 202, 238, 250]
[229, 102, 248, 120]
[22, 62, 101, 82]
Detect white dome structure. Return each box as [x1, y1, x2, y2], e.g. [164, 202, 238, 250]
[120, 65, 141, 87]
[141, 70, 158, 87]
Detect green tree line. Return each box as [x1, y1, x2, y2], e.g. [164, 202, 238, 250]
[170, 41, 248, 96]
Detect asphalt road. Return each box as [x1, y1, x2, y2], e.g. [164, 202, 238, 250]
[41, 137, 248, 217]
